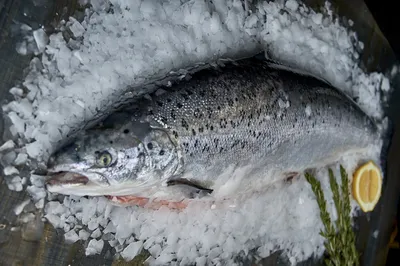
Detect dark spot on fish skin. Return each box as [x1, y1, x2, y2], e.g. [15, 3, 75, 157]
[159, 150, 165, 155]
[194, 139, 199, 148]
[127, 156, 130, 159]
[161, 116, 168, 124]
[109, 141, 113, 144]
[189, 152, 193, 157]
[235, 97, 238, 102]
[231, 140, 239, 149]
[199, 127, 204, 133]
[192, 129, 196, 136]
[147, 142, 153, 150]
[177, 102, 183, 109]
[219, 147, 224, 153]
[123, 129, 129, 134]
[202, 144, 209, 153]
[172, 130, 178, 138]
[217, 106, 221, 110]
[156, 101, 163, 107]
[213, 138, 219, 146]
[167, 98, 172, 102]
[181, 119, 189, 130]
[210, 125, 214, 131]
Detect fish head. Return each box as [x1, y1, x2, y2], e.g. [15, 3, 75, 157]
[45, 121, 181, 196]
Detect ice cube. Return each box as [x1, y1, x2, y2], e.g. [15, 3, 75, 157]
[121, 241, 144, 261]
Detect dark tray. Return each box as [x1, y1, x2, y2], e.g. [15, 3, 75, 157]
[0, 0, 399, 265]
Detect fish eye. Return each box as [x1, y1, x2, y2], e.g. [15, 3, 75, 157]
[96, 151, 112, 167]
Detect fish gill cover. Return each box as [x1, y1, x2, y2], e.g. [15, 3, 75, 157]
[0, 0, 394, 265]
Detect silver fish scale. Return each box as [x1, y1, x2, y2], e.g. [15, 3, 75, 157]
[46, 60, 380, 197]
[147, 61, 377, 175]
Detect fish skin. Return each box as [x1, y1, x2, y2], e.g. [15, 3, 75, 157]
[148, 59, 377, 176]
[46, 58, 378, 198]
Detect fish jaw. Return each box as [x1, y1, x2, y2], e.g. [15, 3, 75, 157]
[45, 161, 112, 195]
[46, 171, 108, 196]
[46, 172, 195, 210]
[46, 172, 89, 186]
[45, 170, 166, 197]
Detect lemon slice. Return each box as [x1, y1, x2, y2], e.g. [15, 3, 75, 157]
[352, 161, 382, 212]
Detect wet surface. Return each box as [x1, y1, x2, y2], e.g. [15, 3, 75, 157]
[0, 0, 399, 265]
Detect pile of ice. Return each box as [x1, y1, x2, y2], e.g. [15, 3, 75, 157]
[0, 0, 393, 265]
[44, 148, 381, 266]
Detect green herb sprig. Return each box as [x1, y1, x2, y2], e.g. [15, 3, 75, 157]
[305, 165, 359, 266]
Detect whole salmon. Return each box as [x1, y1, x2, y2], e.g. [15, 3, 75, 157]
[45, 58, 378, 204]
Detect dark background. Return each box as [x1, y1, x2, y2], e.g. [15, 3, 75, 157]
[364, 0, 400, 60]
[364, 1, 400, 264]
[0, 0, 399, 266]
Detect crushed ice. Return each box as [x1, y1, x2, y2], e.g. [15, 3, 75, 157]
[0, 0, 393, 265]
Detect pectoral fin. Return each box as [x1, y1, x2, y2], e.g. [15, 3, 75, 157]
[166, 178, 213, 194]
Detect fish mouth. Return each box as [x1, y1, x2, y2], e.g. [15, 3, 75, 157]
[45, 170, 164, 197]
[46, 172, 89, 186]
[45, 171, 110, 196]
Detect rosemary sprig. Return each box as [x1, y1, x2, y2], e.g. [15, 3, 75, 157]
[339, 165, 359, 266]
[305, 166, 359, 266]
